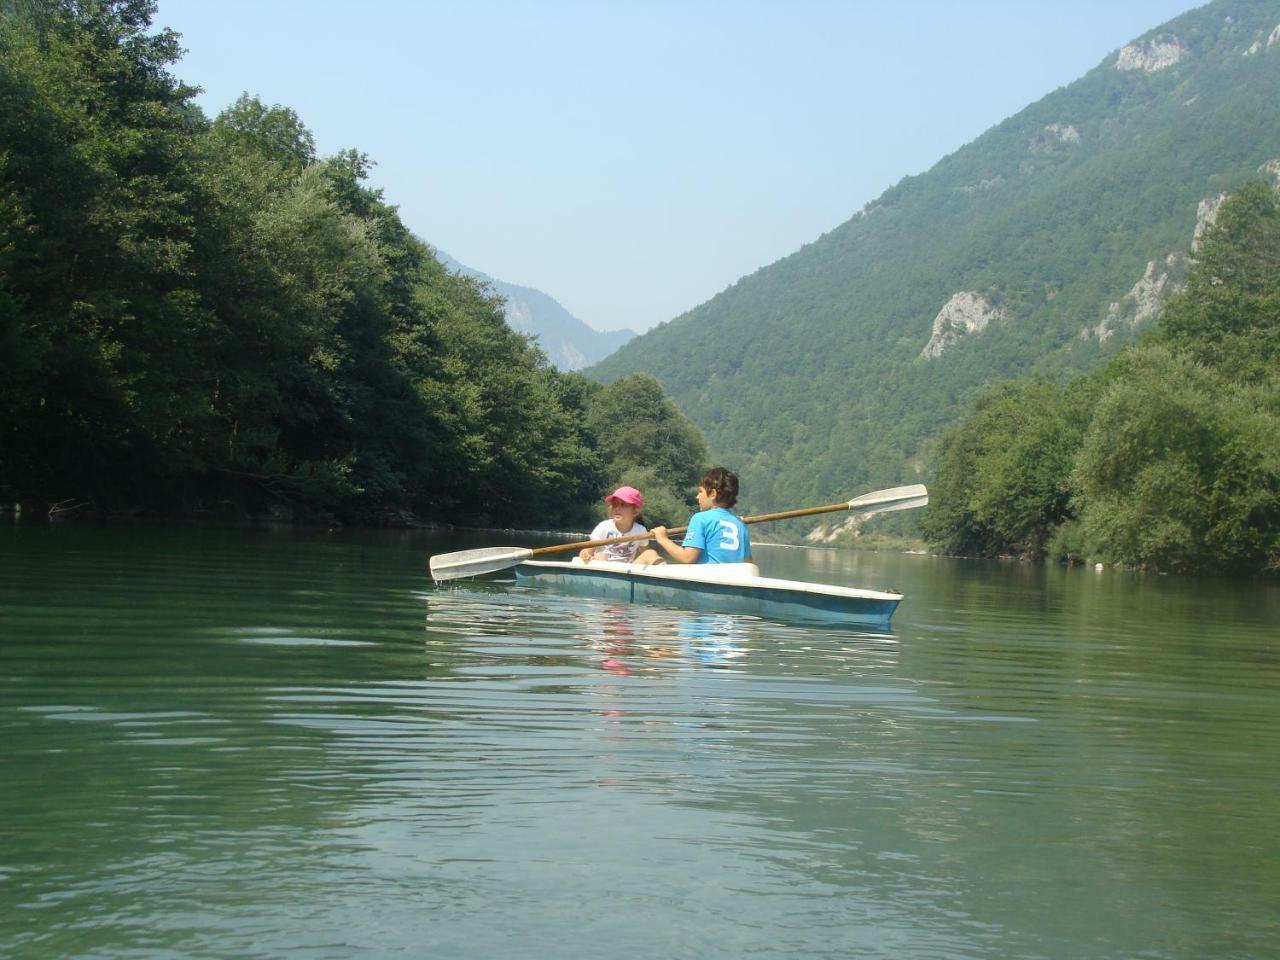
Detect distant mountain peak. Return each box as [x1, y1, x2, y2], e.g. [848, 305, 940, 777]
[431, 249, 635, 371]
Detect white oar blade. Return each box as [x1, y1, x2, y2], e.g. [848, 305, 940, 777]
[429, 546, 533, 581]
[847, 484, 929, 515]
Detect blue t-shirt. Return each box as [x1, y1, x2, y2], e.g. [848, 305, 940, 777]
[682, 507, 751, 563]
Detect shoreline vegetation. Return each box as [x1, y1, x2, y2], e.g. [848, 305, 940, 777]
[4, 3, 1275, 577]
[921, 182, 1280, 577]
[8, 501, 1269, 582]
[0, 2, 704, 534]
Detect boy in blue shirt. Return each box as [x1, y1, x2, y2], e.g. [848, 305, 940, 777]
[637, 467, 753, 565]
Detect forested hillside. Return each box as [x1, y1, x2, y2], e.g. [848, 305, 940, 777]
[434, 251, 634, 372]
[590, 0, 1280, 517]
[0, 0, 695, 527]
[922, 181, 1280, 574]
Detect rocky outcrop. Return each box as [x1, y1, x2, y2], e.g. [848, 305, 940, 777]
[920, 292, 1005, 359]
[1030, 124, 1081, 154]
[1116, 34, 1187, 72]
[1245, 25, 1280, 57]
[1260, 158, 1280, 189]
[959, 175, 1005, 195]
[1081, 165, 1280, 345]
[803, 513, 872, 545]
[1083, 197, 1209, 343]
[1193, 193, 1228, 252]
[805, 519, 849, 545]
[1088, 254, 1190, 342]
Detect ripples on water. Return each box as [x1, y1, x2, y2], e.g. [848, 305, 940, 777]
[2, 526, 1278, 959]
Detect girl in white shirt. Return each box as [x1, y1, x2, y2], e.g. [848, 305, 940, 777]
[579, 485, 648, 563]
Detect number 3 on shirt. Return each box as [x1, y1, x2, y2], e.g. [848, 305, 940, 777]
[717, 519, 739, 551]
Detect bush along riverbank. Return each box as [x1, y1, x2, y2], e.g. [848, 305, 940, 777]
[921, 182, 1280, 577]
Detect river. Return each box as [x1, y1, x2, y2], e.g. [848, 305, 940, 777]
[2, 523, 1277, 959]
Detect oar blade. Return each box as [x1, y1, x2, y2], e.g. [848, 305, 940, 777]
[429, 546, 533, 581]
[847, 484, 929, 515]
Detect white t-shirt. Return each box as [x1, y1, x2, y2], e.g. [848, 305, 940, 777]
[588, 519, 648, 562]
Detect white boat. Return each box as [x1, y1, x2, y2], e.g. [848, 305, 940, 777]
[514, 558, 903, 625]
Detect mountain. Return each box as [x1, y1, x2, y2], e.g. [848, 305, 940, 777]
[589, 0, 1280, 514]
[433, 250, 635, 371]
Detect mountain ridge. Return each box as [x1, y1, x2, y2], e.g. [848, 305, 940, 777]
[433, 249, 635, 371]
[589, 0, 1280, 515]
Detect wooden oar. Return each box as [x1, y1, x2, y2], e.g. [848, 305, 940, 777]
[428, 483, 927, 581]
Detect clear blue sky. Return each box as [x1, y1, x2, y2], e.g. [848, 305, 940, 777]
[155, 0, 1203, 332]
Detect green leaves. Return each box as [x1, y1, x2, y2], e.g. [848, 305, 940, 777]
[1068, 181, 1280, 573]
[920, 377, 1078, 558]
[583, 373, 709, 526]
[0, 6, 613, 526]
[211, 94, 316, 172]
[1160, 181, 1280, 380]
[1074, 347, 1279, 572]
[924, 183, 1280, 574]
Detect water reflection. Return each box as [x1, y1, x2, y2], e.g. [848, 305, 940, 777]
[674, 612, 744, 665]
[572, 607, 747, 673]
[424, 579, 899, 678]
[4, 526, 1279, 960]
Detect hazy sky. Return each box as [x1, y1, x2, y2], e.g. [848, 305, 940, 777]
[155, 0, 1202, 332]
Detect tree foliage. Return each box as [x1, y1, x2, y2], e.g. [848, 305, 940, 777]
[1073, 347, 1278, 572]
[920, 378, 1083, 558]
[582, 373, 708, 526]
[0, 1, 706, 528]
[922, 181, 1280, 574]
[1159, 180, 1280, 379]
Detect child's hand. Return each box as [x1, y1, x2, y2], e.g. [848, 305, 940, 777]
[579, 548, 595, 561]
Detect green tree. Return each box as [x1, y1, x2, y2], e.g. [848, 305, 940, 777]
[0, 0, 207, 505]
[415, 267, 602, 526]
[211, 93, 315, 172]
[1159, 180, 1280, 381]
[923, 180, 1280, 573]
[1073, 346, 1279, 572]
[585, 373, 708, 526]
[921, 377, 1082, 557]
[0, 2, 608, 525]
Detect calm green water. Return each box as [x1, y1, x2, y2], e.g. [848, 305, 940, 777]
[2, 524, 1277, 959]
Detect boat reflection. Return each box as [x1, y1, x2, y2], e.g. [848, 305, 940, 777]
[425, 580, 899, 683]
[673, 612, 745, 666]
[584, 603, 639, 676]
[569, 604, 750, 674]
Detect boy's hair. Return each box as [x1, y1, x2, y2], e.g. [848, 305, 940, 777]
[699, 467, 739, 508]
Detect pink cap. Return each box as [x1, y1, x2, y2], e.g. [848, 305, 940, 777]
[604, 485, 644, 509]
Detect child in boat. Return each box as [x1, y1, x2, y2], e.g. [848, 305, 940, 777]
[579, 485, 649, 563]
[635, 467, 753, 565]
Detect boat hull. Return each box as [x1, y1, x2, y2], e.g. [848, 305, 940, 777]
[514, 559, 902, 625]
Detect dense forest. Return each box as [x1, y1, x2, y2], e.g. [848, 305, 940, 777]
[0, 0, 704, 529]
[922, 182, 1280, 574]
[590, 0, 1280, 523]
